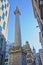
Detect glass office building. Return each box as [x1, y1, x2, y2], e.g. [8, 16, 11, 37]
[0, 34, 6, 65]
[4, 42, 14, 65]
[0, 0, 10, 65]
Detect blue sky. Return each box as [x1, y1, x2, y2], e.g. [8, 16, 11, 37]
[8, 0, 42, 52]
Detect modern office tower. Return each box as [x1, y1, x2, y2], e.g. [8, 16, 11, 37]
[0, 34, 6, 65]
[23, 41, 34, 65]
[8, 6, 27, 65]
[0, 0, 10, 40]
[4, 41, 14, 65]
[0, 0, 10, 65]
[32, 0, 43, 48]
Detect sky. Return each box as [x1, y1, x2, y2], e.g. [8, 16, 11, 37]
[8, 0, 42, 52]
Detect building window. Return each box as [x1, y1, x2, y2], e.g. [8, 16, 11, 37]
[0, 38, 3, 50]
[0, 55, 3, 65]
[0, 16, 1, 21]
[0, 0, 3, 2]
[7, 3, 9, 7]
[35, 0, 37, 3]
[27, 59, 32, 63]
[27, 54, 31, 58]
[3, 21, 6, 29]
[2, 5, 4, 11]
[4, 0, 6, 2]
[5, 59, 8, 62]
[39, 0, 43, 5]
[5, 4, 6, 9]
[0, 0, 6, 2]
[0, 26, 2, 33]
[6, 11, 8, 16]
[40, 5, 43, 19]
[4, 63, 8, 65]
[2, 13, 4, 20]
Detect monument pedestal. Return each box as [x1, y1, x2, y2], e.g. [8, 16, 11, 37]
[8, 47, 27, 65]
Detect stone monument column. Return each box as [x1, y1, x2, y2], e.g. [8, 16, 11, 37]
[8, 6, 27, 65]
[14, 6, 21, 47]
